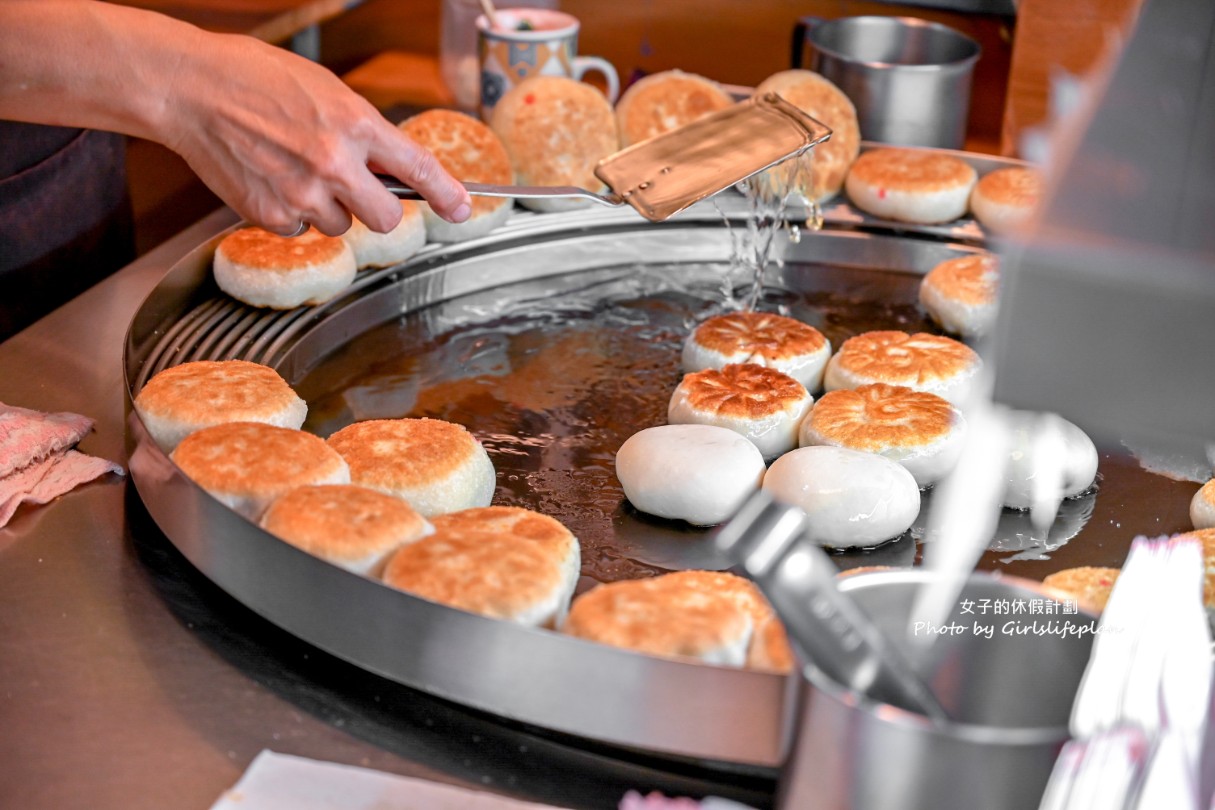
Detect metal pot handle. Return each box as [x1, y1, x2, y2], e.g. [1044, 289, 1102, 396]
[790, 16, 824, 68]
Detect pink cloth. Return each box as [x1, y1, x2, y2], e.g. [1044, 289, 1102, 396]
[0, 402, 124, 527]
[619, 792, 704, 810]
[0, 402, 93, 477]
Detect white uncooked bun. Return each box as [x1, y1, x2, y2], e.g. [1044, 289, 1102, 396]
[762, 445, 921, 549]
[1002, 412, 1099, 510]
[615, 424, 766, 526]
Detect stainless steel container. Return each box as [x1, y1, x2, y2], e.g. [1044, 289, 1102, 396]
[779, 571, 1095, 810]
[793, 15, 981, 149]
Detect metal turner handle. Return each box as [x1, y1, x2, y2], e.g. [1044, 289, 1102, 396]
[715, 491, 950, 724]
[376, 174, 623, 208]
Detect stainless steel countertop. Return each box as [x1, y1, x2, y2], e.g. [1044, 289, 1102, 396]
[0, 209, 773, 810]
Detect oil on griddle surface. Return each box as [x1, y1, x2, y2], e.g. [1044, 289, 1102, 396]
[295, 259, 1199, 589]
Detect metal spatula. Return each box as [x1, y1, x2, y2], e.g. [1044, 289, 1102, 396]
[715, 491, 950, 723]
[380, 93, 833, 222]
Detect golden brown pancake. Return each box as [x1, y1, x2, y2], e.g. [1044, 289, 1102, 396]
[753, 70, 861, 202]
[399, 109, 512, 217]
[491, 75, 619, 211]
[430, 505, 574, 550]
[213, 226, 357, 309]
[325, 418, 495, 517]
[682, 311, 831, 390]
[564, 570, 753, 665]
[1042, 567, 1121, 613]
[845, 148, 977, 224]
[689, 312, 829, 360]
[749, 615, 795, 674]
[259, 484, 431, 576]
[673, 364, 808, 421]
[134, 359, 307, 452]
[824, 330, 981, 405]
[970, 167, 1043, 234]
[656, 570, 793, 673]
[217, 226, 349, 271]
[799, 384, 964, 487]
[398, 109, 513, 241]
[171, 422, 350, 519]
[923, 254, 999, 307]
[1192, 480, 1215, 530]
[919, 253, 1000, 339]
[1173, 528, 1215, 607]
[615, 70, 735, 147]
[668, 363, 813, 460]
[804, 383, 956, 451]
[382, 506, 579, 627]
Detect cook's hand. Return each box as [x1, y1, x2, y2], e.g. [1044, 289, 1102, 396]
[159, 31, 471, 237]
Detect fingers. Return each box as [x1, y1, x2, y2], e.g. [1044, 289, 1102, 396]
[338, 169, 405, 234]
[270, 220, 308, 239]
[370, 125, 472, 224]
[166, 40, 467, 236]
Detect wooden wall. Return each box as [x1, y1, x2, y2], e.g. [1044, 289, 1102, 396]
[129, 0, 1144, 255]
[323, 0, 1014, 152]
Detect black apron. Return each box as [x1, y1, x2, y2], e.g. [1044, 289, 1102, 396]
[0, 122, 135, 342]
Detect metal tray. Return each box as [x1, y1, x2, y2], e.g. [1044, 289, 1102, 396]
[123, 185, 1198, 770]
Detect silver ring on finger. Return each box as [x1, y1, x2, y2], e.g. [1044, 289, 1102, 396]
[285, 220, 308, 238]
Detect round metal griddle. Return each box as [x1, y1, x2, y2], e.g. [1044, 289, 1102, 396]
[123, 171, 1200, 770]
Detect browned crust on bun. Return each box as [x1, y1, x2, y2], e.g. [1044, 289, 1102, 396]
[675, 364, 809, 420]
[832, 331, 978, 387]
[973, 167, 1042, 210]
[260, 484, 429, 563]
[326, 418, 482, 490]
[135, 360, 301, 426]
[690, 311, 828, 361]
[564, 571, 752, 662]
[808, 384, 958, 451]
[172, 422, 347, 497]
[615, 70, 735, 147]
[754, 70, 861, 200]
[399, 109, 513, 218]
[1042, 566, 1121, 613]
[491, 75, 619, 190]
[216, 227, 349, 270]
[848, 148, 976, 194]
[922, 254, 999, 307]
[382, 506, 576, 621]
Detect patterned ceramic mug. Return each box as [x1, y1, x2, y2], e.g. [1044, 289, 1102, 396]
[477, 8, 619, 121]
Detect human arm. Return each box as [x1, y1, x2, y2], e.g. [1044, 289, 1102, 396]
[0, 0, 471, 236]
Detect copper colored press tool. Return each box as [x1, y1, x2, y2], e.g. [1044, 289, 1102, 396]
[380, 92, 833, 222]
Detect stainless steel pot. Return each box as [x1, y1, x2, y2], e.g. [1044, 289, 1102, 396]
[793, 15, 981, 149]
[778, 570, 1095, 809]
